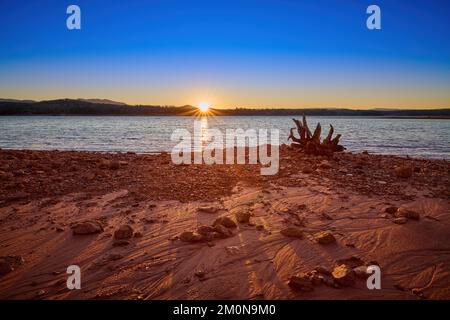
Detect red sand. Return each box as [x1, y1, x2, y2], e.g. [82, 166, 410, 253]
[0, 148, 449, 299]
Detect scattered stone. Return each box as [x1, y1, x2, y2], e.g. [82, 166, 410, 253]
[394, 166, 413, 178]
[194, 270, 206, 278]
[314, 231, 336, 244]
[179, 231, 204, 242]
[213, 225, 233, 238]
[112, 240, 130, 247]
[280, 226, 303, 238]
[384, 206, 398, 215]
[353, 266, 369, 279]
[288, 274, 314, 292]
[72, 221, 103, 235]
[36, 290, 47, 297]
[314, 266, 331, 276]
[55, 227, 65, 232]
[336, 256, 365, 268]
[332, 265, 356, 287]
[197, 225, 215, 236]
[393, 217, 408, 224]
[256, 224, 265, 231]
[114, 225, 134, 240]
[213, 216, 237, 229]
[322, 276, 339, 288]
[319, 160, 332, 169]
[235, 211, 251, 223]
[395, 208, 420, 220]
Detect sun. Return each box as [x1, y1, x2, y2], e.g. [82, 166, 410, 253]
[198, 102, 210, 113]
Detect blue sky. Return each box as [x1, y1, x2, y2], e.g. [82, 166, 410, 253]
[0, 0, 449, 108]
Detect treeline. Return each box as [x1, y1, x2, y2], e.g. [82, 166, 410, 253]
[0, 99, 195, 116]
[0, 99, 449, 118]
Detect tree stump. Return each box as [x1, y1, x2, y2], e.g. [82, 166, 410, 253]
[288, 115, 345, 156]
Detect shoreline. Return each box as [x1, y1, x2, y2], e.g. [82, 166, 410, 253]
[0, 147, 448, 161]
[0, 148, 449, 299]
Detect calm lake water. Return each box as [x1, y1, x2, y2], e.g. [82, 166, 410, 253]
[0, 116, 449, 159]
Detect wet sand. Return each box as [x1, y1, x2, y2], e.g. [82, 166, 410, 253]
[0, 147, 449, 300]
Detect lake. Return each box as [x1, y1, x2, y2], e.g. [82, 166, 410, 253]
[0, 116, 448, 159]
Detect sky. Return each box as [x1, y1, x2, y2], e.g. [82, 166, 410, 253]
[0, 0, 449, 109]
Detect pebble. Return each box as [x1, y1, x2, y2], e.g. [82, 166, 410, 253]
[114, 225, 134, 240]
[280, 227, 303, 238]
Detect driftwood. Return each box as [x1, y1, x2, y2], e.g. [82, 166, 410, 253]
[288, 115, 345, 156]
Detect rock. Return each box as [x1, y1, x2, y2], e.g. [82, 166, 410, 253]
[194, 270, 206, 278]
[213, 216, 237, 229]
[112, 240, 130, 247]
[332, 265, 356, 287]
[280, 227, 303, 238]
[394, 166, 413, 178]
[180, 231, 195, 242]
[72, 221, 103, 235]
[304, 270, 324, 285]
[235, 211, 250, 223]
[288, 274, 314, 292]
[114, 225, 134, 240]
[179, 231, 204, 242]
[353, 266, 369, 279]
[256, 224, 265, 231]
[395, 208, 420, 220]
[384, 206, 398, 215]
[213, 225, 233, 238]
[134, 232, 143, 238]
[314, 266, 331, 276]
[197, 206, 220, 214]
[393, 217, 408, 224]
[319, 160, 332, 169]
[36, 290, 47, 297]
[197, 225, 215, 236]
[314, 231, 336, 244]
[322, 275, 339, 288]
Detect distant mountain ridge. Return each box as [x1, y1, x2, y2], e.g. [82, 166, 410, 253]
[0, 98, 37, 103]
[0, 98, 449, 118]
[77, 98, 127, 105]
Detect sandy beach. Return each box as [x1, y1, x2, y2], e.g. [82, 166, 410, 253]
[0, 147, 449, 300]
